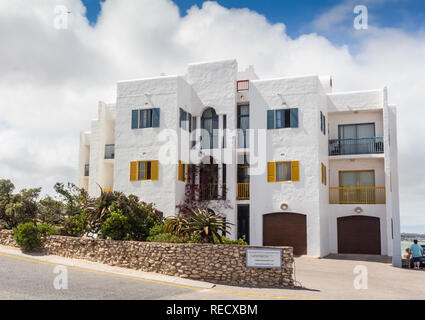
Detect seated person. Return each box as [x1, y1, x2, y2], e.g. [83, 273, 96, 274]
[402, 248, 411, 268]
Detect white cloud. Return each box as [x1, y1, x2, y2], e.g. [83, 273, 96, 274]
[0, 0, 423, 231]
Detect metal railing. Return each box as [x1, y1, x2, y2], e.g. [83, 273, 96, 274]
[329, 137, 384, 156]
[200, 184, 219, 201]
[329, 187, 386, 204]
[105, 144, 115, 159]
[237, 183, 250, 200]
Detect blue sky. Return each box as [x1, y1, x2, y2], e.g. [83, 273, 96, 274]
[82, 0, 425, 39]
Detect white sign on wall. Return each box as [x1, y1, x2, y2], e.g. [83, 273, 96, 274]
[246, 248, 282, 269]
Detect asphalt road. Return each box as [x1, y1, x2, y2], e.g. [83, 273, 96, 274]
[1, 247, 424, 300]
[0, 253, 200, 300]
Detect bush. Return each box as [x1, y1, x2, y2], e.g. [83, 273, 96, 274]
[37, 223, 59, 236]
[147, 232, 202, 244]
[37, 196, 65, 225]
[148, 222, 164, 238]
[101, 210, 131, 240]
[13, 223, 41, 251]
[63, 213, 88, 237]
[214, 236, 248, 246]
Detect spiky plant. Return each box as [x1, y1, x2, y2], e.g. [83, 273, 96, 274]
[163, 215, 191, 237]
[186, 208, 231, 244]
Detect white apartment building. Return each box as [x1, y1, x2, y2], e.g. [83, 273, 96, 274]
[78, 59, 401, 267]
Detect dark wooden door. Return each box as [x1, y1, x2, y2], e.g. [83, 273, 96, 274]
[237, 205, 250, 244]
[337, 216, 381, 255]
[263, 213, 307, 255]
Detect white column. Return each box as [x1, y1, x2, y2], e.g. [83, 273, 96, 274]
[217, 115, 224, 198]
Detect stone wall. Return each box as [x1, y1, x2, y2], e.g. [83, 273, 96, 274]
[0, 230, 294, 288]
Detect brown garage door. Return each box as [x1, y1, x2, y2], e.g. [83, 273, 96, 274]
[263, 213, 307, 255]
[337, 216, 381, 255]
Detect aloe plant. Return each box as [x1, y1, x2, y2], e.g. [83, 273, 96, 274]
[165, 208, 232, 244]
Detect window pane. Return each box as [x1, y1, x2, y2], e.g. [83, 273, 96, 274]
[339, 125, 357, 139]
[284, 109, 291, 128]
[240, 117, 249, 130]
[140, 110, 152, 128]
[146, 162, 152, 180]
[359, 171, 374, 187]
[276, 110, 283, 128]
[341, 172, 357, 187]
[284, 162, 292, 180]
[276, 163, 284, 181]
[357, 123, 375, 138]
[138, 162, 146, 180]
[239, 105, 249, 116]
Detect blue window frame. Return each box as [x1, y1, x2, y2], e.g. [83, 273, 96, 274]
[201, 108, 219, 149]
[320, 111, 326, 135]
[238, 104, 249, 148]
[268, 108, 298, 129]
[131, 108, 160, 129]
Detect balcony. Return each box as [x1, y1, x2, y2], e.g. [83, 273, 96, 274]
[200, 184, 219, 201]
[237, 183, 250, 200]
[329, 137, 384, 156]
[105, 144, 115, 159]
[329, 187, 386, 204]
[237, 80, 249, 92]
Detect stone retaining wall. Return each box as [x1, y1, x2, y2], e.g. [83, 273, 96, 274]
[0, 230, 294, 288]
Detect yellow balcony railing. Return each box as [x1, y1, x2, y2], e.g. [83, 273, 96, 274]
[329, 187, 386, 204]
[237, 183, 250, 200]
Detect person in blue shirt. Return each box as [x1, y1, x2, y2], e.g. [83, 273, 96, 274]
[410, 240, 424, 270]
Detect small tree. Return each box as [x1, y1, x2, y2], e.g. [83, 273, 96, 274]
[14, 222, 41, 251]
[3, 187, 41, 229]
[101, 210, 131, 241]
[38, 196, 66, 225]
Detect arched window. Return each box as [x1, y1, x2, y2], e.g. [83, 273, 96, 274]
[201, 108, 218, 149]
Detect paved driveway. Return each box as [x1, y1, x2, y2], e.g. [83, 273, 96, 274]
[0, 246, 424, 300]
[293, 255, 425, 300]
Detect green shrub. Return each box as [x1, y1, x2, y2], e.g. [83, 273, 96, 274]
[13, 223, 41, 251]
[217, 236, 248, 246]
[101, 210, 131, 240]
[63, 213, 88, 237]
[148, 222, 164, 238]
[147, 233, 188, 244]
[37, 223, 59, 236]
[147, 232, 202, 244]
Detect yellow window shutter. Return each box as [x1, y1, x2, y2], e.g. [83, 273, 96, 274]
[178, 161, 183, 181]
[151, 161, 159, 181]
[325, 165, 327, 185]
[267, 162, 276, 182]
[291, 161, 300, 182]
[130, 162, 138, 181]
